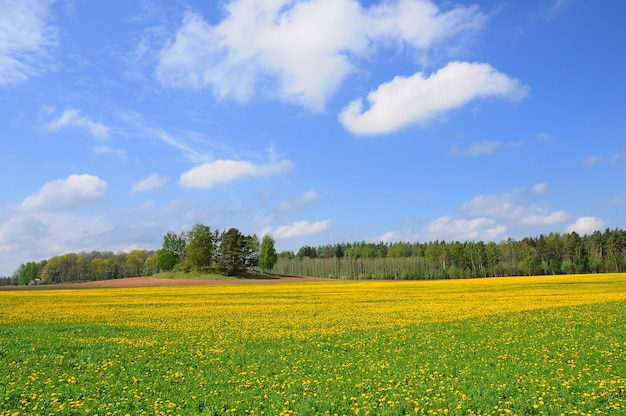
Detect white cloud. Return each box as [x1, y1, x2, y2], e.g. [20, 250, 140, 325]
[536, 132, 552, 142]
[608, 197, 626, 205]
[547, 0, 571, 18]
[611, 151, 626, 165]
[460, 191, 526, 219]
[277, 189, 322, 213]
[21, 174, 108, 211]
[43, 108, 110, 139]
[339, 61, 529, 135]
[450, 140, 501, 157]
[0, 0, 57, 86]
[0, 215, 51, 275]
[578, 156, 600, 168]
[179, 159, 293, 190]
[423, 216, 507, 241]
[132, 173, 169, 192]
[93, 145, 127, 158]
[268, 219, 331, 239]
[0, 215, 49, 250]
[518, 211, 570, 227]
[461, 187, 570, 228]
[531, 182, 550, 194]
[565, 217, 606, 235]
[156, 0, 486, 111]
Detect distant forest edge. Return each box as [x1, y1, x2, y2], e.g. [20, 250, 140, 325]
[3, 226, 626, 286]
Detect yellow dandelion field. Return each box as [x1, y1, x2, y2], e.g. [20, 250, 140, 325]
[1, 273, 626, 415]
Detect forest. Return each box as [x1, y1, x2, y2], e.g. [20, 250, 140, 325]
[2, 227, 626, 285]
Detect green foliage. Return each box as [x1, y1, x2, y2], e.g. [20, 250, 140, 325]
[276, 228, 626, 280]
[162, 230, 186, 260]
[216, 228, 247, 276]
[156, 249, 178, 272]
[184, 224, 215, 271]
[258, 234, 278, 272]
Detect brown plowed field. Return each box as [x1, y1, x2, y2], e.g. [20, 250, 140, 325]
[0, 275, 335, 290]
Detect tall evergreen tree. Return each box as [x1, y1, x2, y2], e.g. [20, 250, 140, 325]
[217, 228, 247, 276]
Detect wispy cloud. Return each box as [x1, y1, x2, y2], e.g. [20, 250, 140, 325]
[450, 140, 502, 157]
[43, 108, 110, 139]
[531, 182, 550, 195]
[546, 0, 571, 19]
[0, 0, 58, 86]
[578, 156, 601, 168]
[277, 189, 322, 213]
[121, 112, 214, 164]
[132, 173, 169, 192]
[93, 145, 127, 158]
[607, 197, 626, 205]
[610, 151, 626, 166]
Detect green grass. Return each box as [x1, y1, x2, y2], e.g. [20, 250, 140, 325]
[154, 269, 277, 280]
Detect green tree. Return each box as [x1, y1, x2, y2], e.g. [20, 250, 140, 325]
[156, 249, 178, 272]
[158, 230, 186, 271]
[216, 228, 247, 276]
[258, 234, 278, 272]
[185, 224, 215, 271]
[244, 234, 260, 267]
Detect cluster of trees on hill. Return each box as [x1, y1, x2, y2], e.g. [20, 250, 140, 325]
[155, 225, 277, 276]
[1, 224, 278, 286]
[273, 229, 626, 280]
[2, 227, 626, 285]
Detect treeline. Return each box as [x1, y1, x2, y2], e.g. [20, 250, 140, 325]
[2, 250, 157, 286]
[3, 227, 626, 286]
[1, 224, 277, 286]
[274, 228, 626, 279]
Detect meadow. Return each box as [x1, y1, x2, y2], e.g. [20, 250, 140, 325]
[1, 274, 626, 415]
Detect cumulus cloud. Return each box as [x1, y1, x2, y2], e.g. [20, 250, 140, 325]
[0, 215, 49, 250]
[43, 108, 110, 139]
[132, 173, 169, 192]
[450, 140, 501, 157]
[339, 62, 529, 134]
[423, 216, 507, 241]
[21, 174, 108, 211]
[0, 0, 57, 85]
[460, 191, 526, 219]
[156, 0, 486, 111]
[565, 217, 606, 235]
[518, 211, 570, 227]
[267, 219, 331, 239]
[0, 215, 51, 275]
[461, 187, 570, 228]
[179, 159, 293, 190]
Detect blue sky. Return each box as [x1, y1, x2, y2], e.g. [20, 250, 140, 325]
[1, 0, 625, 276]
